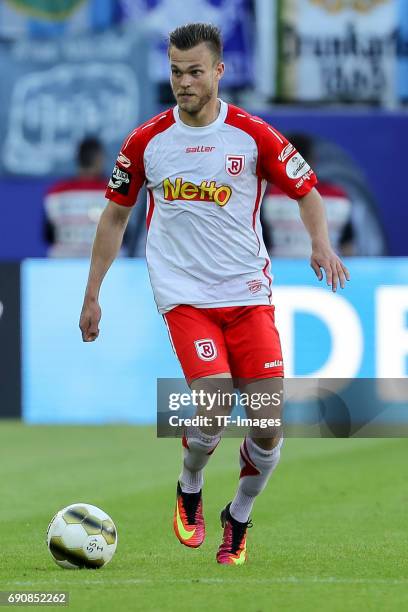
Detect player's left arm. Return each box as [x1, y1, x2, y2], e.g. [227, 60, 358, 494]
[297, 187, 350, 292]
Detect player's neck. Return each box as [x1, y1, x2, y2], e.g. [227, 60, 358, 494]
[178, 98, 221, 128]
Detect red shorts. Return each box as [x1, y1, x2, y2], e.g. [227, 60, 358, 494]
[163, 304, 284, 383]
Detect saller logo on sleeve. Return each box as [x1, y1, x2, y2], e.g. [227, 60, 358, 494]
[108, 165, 131, 195]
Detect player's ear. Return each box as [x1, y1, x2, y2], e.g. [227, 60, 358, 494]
[216, 62, 225, 81]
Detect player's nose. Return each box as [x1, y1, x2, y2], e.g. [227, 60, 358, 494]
[179, 74, 192, 88]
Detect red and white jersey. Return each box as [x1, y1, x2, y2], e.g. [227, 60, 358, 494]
[45, 177, 107, 258]
[106, 99, 317, 313]
[262, 182, 352, 257]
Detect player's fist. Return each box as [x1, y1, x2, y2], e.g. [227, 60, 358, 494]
[79, 298, 101, 342]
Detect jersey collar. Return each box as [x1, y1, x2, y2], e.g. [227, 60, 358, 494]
[173, 98, 227, 134]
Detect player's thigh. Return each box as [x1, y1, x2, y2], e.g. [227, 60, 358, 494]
[224, 305, 284, 381]
[239, 376, 284, 421]
[224, 304, 284, 447]
[190, 373, 235, 436]
[164, 305, 230, 384]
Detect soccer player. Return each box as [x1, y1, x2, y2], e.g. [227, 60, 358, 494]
[79, 23, 349, 565]
[44, 137, 107, 258]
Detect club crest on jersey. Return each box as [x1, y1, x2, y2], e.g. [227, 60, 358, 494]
[194, 339, 217, 361]
[163, 177, 232, 207]
[225, 154, 245, 177]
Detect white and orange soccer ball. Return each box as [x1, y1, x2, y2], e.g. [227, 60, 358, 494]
[46, 503, 118, 569]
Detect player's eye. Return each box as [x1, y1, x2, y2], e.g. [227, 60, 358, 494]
[172, 69, 181, 76]
[191, 70, 202, 76]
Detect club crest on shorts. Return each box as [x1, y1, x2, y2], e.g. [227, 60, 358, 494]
[225, 154, 245, 177]
[194, 338, 217, 361]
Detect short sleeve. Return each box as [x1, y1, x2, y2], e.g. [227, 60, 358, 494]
[105, 133, 146, 207]
[257, 123, 317, 199]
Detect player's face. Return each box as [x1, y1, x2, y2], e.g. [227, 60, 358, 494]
[169, 43, 224, 114]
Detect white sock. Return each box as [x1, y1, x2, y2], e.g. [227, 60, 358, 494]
[229, 436, 283, 522]
[179, 426, 220, 494]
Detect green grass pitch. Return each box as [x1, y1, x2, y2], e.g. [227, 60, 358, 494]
[0, 423, 407, 611]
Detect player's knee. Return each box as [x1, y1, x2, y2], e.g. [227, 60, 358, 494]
[251, 433, 283, 452]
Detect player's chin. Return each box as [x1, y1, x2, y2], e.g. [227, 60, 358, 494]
[177, 97, 200, 112]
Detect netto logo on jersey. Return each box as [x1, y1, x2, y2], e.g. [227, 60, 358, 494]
[163, 177, 232, 207]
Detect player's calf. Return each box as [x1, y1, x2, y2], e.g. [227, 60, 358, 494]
[230, 436, 283, 523]
[174, 426, 220, 548]
[215, 436, 283, 563]
[179, 426, 220, 494]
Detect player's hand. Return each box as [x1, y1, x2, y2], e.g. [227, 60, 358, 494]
[310, 244, 350, 292]
[79, 298, 101, 342]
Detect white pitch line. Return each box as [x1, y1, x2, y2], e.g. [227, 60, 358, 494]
[8, 577, 408, 587]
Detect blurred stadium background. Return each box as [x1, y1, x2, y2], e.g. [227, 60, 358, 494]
[0, 0, 407, 423]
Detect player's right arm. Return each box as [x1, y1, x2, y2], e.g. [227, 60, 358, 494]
[79, 200, 132, 342]
[79, 111, 173, 341]
[79, 120, 149, 342]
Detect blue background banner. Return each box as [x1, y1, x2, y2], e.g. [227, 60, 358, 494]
[1, 109, 402, 259]
[259, 109, 403, 256]
[22, 258, 408, 424]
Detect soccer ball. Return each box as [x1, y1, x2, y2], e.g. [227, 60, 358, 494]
[46, 503, 118, 569]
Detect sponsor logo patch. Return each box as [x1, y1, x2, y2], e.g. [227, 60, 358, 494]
[108, 165, 131, 195]
[247, 279, 263, 294]
[264, 360, 283, 369]
[163, 177, 232, 207]
[186, 146, 215, 153]
[117, 152, 131, 168]
[194, 339, 217, 361]
[296, 168, 314, 189]
[225, 154, 245, 177]
[278, 143, 295, 162]
[286, 154, 310, 180]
